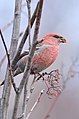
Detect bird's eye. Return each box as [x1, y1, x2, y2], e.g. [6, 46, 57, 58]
[53, 35, 63, 39]
[53, 35, 60, 38]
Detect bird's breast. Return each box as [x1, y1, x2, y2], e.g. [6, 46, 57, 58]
[32, 45, 59, 72]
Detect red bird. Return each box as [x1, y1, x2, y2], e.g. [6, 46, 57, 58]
[14, 33, 66, 76]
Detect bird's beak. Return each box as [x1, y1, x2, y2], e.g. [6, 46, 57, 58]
[58, 38, 66, 43]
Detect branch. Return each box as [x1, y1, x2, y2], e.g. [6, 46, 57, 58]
[0, 30, 10, 66]
[22, 84, 28, 119]
[26, 90, 44, 119]
[26, 0, 31, 50]
[22, 77, 35, 119]
[8, 67, 18, 93]
[0, 31, 23, 71]
[0, 30, 17, 93]
[22, 84, 31, 119]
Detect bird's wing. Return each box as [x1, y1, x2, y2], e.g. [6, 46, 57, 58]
[19, 47, 40, 60]
[18, 39, 45, 61]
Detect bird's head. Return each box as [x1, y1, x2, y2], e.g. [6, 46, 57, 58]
[42, 33, 66, 45]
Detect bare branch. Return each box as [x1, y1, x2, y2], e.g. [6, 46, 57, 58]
[22, 84, 30, 119]
[22, 84, 28, 119]
[9, 67, 18, 93]
[26, 0, 31, 50]
[0, 31, 23, 71]
[22, 78, 35, 119]
[0, 30, 10, 66]
[0, 30, 18, 93]
[26, 90, 44, 119]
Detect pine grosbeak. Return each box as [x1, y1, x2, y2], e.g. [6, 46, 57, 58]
[14, 33, 66, 76]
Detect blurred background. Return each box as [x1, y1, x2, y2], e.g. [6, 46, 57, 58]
[0, 0, 79, 119]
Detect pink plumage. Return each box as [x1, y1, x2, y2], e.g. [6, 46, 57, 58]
[14, 33, 66, 76]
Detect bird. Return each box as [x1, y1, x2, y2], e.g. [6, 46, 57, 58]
[13, 33, 66, 76]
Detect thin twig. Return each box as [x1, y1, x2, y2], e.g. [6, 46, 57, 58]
[9, 67, 18, 93]
[0, 30, 10, 66]
[0, 30, 17, 93]
[26, 0, 31, 50]
[22, 84, 31, 119]
[26, 90, 44, 119]
[22, 76, 35, 119]
[22, 84, 28, 119]
[0, 31, 23, 71]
